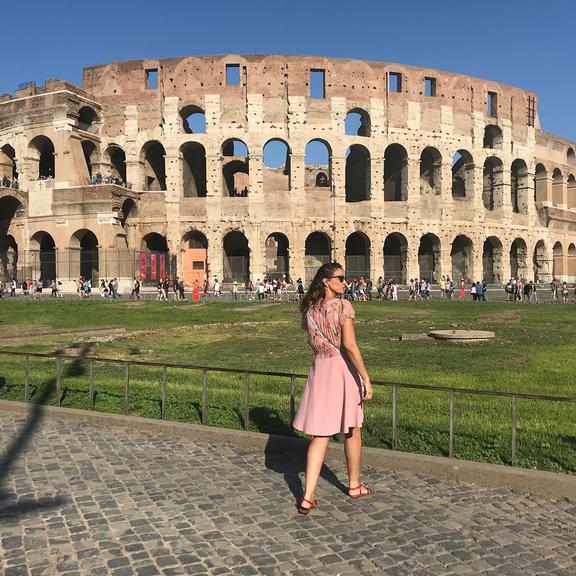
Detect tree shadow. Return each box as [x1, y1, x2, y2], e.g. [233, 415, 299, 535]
[0, 343, 94, 519]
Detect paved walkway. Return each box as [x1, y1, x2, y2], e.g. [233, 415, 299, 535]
[0, 412, 575, 576]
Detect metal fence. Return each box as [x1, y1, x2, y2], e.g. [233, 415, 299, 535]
[1, 350, 574, 468]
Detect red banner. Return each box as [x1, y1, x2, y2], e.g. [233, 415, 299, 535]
[150, 253, 157, 281]
[159, 254, 166, 280]
[139, 252, 147, 280]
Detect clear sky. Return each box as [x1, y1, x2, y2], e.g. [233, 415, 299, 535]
[3, 0, 575, 141]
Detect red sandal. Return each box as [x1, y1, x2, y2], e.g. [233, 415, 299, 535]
[298, 497, 318, 514]
[348, 484, 374, 499]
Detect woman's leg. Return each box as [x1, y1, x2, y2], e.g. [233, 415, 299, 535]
[344, 427, 362, 488]
[302, 436, 330, 505]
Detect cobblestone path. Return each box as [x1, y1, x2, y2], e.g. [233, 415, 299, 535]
[0, 412, 575, 575]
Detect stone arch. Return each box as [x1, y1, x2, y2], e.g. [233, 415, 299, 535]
[533, 240, 549, 283]
[305, 139, 332, 191]
[451, 235, 474, 281]
[552, 168, 564, 207]
[383, 232, 407, 284]
[420, 147, 442, 196]
[345, 145, 370, 202]
[553, 241, 564, 279]
[82, 140, 98, 179]
[222, 139, 249, 197]
[568, 147, 575, 165]
[140, 141, 166, 191]
[384, 144, 408, 201]
[568, 174, 576, 210]
[78, 106, 99, 133]
[120, 199, 138, 229]
[28, 135, 55, 179]
[180, 105, 206, 134]
[534, 163, 547, 203]
[181, 142, 207, 197]
[141, 232, 168, 252]
[30, 231, 56, 283]
[223, 230, 250, 282]
[511, 159, 529, 214]
[0, 144, 18, 182]
[263, 139, 291, 192]
[345, 108, 371, 137]
[483, 236, 503, 284]
[451, 150, 473, 199]
[483, 124, 503, 149]
[418, 233, 441, 281]
[304, 232, 331, 283]
[345, 232, 370, 279]
[568, 243, 576, 281]
[483, 156, 503, 210]
[510, 238, 528, 280]
[104, 145, 127, 184]
[265, 232, 290, 278]
[71, 229, 99, 281]
[182, 230, 208, 286]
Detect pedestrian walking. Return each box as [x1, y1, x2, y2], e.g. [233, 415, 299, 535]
[293, 262, 374, 514]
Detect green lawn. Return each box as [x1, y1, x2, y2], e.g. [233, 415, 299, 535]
[0, 298, 575, 473]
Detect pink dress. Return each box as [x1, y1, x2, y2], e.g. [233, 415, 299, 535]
[293, 298, 364, 436]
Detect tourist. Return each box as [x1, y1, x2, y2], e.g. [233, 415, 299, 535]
[293, 262, 373, 514]
[459, 280, 465, 299]
[232, 280, 238, 301]
[296, 278, 305, 301]
[530, 281, 538, 303]
[445, 276, 452, 300]
[245, 278, 253, 301]
[100, 279, 108, 298]
[156, 279, 166, 301]
[50, 279, 57, 298]
[178, 278, 185, 301]
[213, 278, 221, 297]
[192, 280, 200, 302]
[470, 281, 477, 301]
[475, 281, 484, 301]
[376, 276, 384, 300]
[562, 282, 569, 303]
[130, 278, 141, 300]
[10, 278, 16, 297]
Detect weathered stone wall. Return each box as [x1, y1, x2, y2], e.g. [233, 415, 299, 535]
[1, 54, 576, 286]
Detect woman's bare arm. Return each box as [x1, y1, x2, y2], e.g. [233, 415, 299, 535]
[341, 317, 373, 400]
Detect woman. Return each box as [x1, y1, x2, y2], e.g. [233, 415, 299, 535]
[293, 262, 374, 514]
[192, 280, 200, 302]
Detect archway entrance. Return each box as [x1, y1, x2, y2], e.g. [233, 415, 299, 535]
[265, 233, 289, 279]
[223, 231, 250, 282]
[510, 238, 528, 280]
[345, 232, 370, 279]
[31, 232, 56, 283]
[483, 237, 503, 283]
[383, 233, 407, 283]
[182, 231, 208, 287]
[305, 232, 331, 284]
[451, 235, 473, 281]
[418, 234, 441, 281]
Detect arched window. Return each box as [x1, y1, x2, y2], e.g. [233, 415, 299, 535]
[568, 147, 575, 165]
[0, 144, 18, 183]
[305, 140, 331, 190]
[180, 105, 206, 134]
[511, 159, 528, 214]
[420, 147, 442, 195]
[553, 241, 564, 279]
[222, 139, 249, 197]
[345, 145, 370, 202]
[263, 139, 290, 192]
[78, 106, 99, 133]
[141, 141, 167, 191]
[265, 233, 290, 278]
[483, 125, 503, 149]
[451, 150, 473, 199]
[82, 141, 98, 179]
[384, 144, 408, 201]
[104, 145, 127, 184]
[552, 168, 564, 207]
[28, 135, 55, 179]
[344, 109, 371, 137]
[483, 157, 503, 210]
[568, 175, 576, 210]
[181, 142, 207, 197]
[534, 164, 547, 203]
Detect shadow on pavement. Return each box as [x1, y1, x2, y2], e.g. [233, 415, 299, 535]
[0, 343, 93, 519]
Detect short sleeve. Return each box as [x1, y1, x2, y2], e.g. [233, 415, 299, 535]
[339, 299, 355, 326]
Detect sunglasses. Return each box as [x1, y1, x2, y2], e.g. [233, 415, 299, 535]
[328, 275, 346, 282]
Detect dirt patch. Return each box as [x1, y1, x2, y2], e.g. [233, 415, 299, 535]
[479, 312, 521, 323]
[0, 325, 126, 344]
[225, 304, 278, 312]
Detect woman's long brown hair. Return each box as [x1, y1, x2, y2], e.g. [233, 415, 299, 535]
[299, 262, 344, 318]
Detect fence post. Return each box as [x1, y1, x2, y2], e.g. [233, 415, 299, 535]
[161, 365, 167, 420]
[391, 385, 397, 450]
[511, 395, 517, 465]
[124, 364, 130, 415]
[201, 370, 208, 425]
[290, 376, 296, 423]
[55, 357, 62, 406]
[24, 355, 30, 403]
[449, 391, 455, 458]
[88, 359, 95, 408]
[243, 372, 250, 431]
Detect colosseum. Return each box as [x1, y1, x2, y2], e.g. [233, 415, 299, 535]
[1, 54, 575, 290]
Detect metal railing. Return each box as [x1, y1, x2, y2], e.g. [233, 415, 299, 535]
[1, 350, 575, 467]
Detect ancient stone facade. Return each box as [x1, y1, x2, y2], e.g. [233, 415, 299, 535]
[1, 54, 575, 289]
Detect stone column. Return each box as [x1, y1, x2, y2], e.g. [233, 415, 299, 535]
[473, 165, 485, 222]
[406, 236, 419, 282]
[249, 153, 264, 221]
[289, 153, 305, 220]
[440, 160, 454, 221]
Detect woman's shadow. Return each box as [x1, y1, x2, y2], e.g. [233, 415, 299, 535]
[251, 407, 348, 506]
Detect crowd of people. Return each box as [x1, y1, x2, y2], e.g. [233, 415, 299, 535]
[89, 171, 130, 188]
[1, 175, 19, 189]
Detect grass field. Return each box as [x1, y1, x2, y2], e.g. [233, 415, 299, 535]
[0, 298, 575, 474]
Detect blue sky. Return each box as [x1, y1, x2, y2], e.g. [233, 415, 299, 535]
[2, 0, 575, 141]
